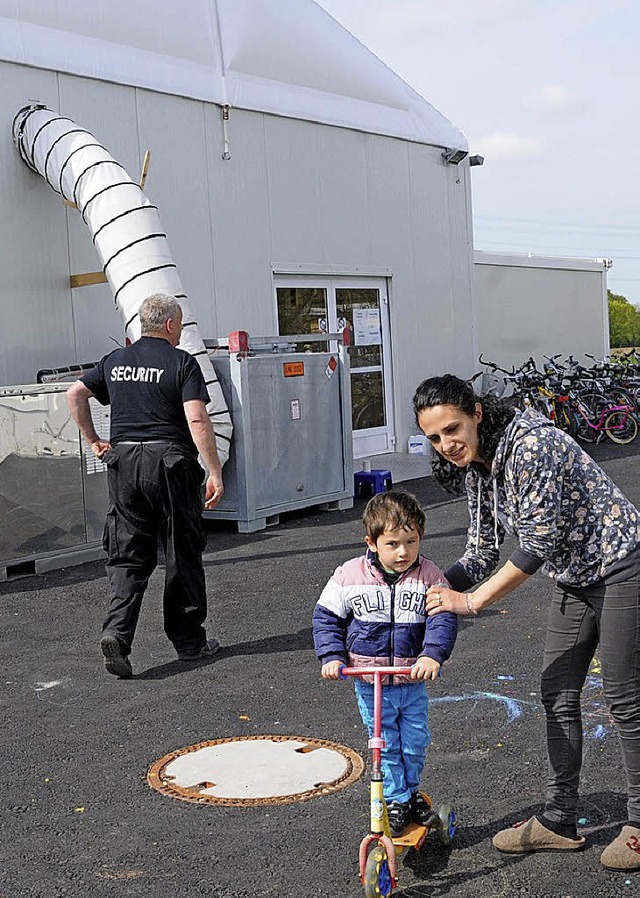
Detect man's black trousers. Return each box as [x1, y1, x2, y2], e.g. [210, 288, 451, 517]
[101, 441, 208, 656]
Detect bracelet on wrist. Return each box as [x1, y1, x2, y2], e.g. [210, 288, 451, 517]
[465, 593, 478, 616]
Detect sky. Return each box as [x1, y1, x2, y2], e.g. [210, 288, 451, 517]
[315, 0, 640, 305]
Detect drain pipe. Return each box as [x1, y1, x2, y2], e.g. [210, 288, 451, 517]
[12, 104, 232, 465]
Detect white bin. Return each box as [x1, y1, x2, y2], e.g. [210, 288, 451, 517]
[407, 434, 429, 455]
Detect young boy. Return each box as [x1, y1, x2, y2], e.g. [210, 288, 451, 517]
[312, 490, 457, 836]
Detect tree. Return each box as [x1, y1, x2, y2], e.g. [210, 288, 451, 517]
[608, 290, 640, 348]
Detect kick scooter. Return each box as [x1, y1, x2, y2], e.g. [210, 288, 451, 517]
[340, 665, 457, 897]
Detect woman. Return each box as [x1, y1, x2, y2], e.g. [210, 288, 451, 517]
[413, 374, 640, 872]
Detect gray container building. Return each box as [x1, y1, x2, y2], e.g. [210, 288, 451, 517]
[0, 0, 475, 465]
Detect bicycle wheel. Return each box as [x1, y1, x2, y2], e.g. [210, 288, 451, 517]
[577, 391, 608, 417]
[574, 411, 599, 443]
[363, 843, 393, 898]
[532, 398, 553, 420]
[553, 401, 577, 438]
[608, 387, 638, 412]
[605, 410, 639, 445]
[573, 395, 607, 443]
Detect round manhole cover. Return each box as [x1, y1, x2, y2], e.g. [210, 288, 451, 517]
[148, 734, 365, 806]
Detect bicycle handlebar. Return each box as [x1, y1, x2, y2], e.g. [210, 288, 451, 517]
[478, 353, 514, 375]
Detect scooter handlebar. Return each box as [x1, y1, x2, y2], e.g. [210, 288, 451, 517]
[339, 665, 415, 678]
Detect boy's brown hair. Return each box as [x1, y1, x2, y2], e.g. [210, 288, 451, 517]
[363, 490, 426, 542]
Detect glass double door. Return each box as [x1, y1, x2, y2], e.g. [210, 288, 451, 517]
[275, 276, 394, 457]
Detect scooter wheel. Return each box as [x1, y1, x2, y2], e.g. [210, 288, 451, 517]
[437, 804, 457, 846]
[363, 842, 393, 898]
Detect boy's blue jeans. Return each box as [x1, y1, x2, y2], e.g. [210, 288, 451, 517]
[354, 679, 430, 805]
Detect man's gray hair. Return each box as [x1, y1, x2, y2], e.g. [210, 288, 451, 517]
[139, 294, 181, 334]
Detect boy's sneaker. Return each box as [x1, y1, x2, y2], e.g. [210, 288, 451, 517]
[410, 791, 432, 826]
[100, 633, 133, 679]
[177, 637, 220, 662]
[387, 800, 411, 837]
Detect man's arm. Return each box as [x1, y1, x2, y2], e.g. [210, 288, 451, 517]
[66, 381, 111, 459]
[183, 399, 224, 509]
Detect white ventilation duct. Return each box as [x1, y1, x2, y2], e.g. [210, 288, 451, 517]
[12, 103, 232, 465]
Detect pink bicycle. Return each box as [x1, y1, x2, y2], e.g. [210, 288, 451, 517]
[569, 395, 638, 444]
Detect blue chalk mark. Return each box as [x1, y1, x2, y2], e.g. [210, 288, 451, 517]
[497, 675, 515, 681]
[591, 724, 607, 740]
[432, 691, 534, 723]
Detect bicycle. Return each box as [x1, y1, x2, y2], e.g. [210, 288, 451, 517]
[569, 396, 638, 445]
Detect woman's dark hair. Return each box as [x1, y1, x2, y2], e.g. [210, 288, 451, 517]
[412, 374, 516, 493]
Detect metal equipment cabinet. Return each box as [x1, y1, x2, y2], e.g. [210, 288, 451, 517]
[205, 334, 353, 532]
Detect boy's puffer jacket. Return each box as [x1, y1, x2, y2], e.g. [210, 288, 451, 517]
[312, 552, 458, 683]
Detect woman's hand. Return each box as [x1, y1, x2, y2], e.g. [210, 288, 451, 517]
[426, 585, 472, 616]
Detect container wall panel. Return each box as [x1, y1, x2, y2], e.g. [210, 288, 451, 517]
[365, 136, 412, 267]
[263, 115, 324, 266]
[474, 261, 607, 371]
[205, 108, 273, 336]
[1, 66, 476, 458]
[135, 89, 218, 338]
[446, 164, 476, 374]
[58, 74, 141, 365]
[0, 62, 76, 384]
[365, 136, 414, 438]
[400, 146, 474, 390]
[315, 126, 369, 264]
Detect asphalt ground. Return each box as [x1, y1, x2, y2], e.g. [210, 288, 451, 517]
[1, 441, 639, 898]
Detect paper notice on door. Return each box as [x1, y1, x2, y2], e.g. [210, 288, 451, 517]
[353, 308, 381, 346]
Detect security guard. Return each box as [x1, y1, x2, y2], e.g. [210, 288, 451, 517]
[67, 293, 224, 678]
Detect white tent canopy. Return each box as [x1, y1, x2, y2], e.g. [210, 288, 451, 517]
[0, 0, 467, 151]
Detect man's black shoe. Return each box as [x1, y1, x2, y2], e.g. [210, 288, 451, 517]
[177, 637, 221, 662]
[100, 634, 133, 679]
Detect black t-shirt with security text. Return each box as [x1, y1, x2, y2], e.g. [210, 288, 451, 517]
[81, 337, 209, 451]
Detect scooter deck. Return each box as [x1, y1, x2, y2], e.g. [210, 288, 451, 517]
[392, 820, 429, 851]
[391, 792, 433, 852]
